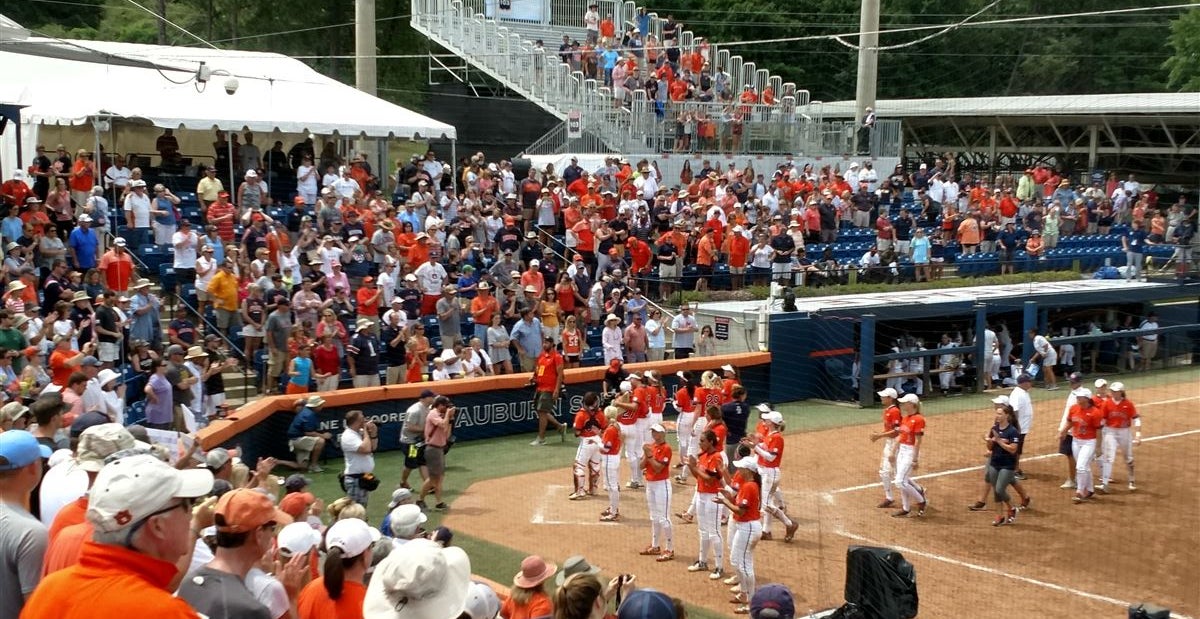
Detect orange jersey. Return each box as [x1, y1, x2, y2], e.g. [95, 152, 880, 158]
[1068, 404, 1103, 440]
[642, 441, 672, 482]
[601, 424, 622, 455]
[756, 431, 784, 469]
[1102, 398, 1138, 429]
[897, 413, 926, 446]
[753, 420, 770, 441]
[720, 378, 737, 402]
[707, 420, 728, 448]
[616, 400, 638, 425]
[695, 387, 722, 414]
[882, 405, 902, 432]
[632, 386, 652, 419]
[533, 350, 563, 392]
[647, 386, 667, 415]
[573, 407, 607, 438]
[696, 450, 724, 494]
[561, 329, 583, 357]
[734, 480, 761, 522]
[674, 387, 696, 414]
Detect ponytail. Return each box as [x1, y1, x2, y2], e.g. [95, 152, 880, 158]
[323, 547, 346, 599]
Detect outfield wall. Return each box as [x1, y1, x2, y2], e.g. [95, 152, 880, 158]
[201, 353, 771, 465]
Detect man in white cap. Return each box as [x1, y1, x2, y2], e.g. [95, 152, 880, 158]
[347, 318, 381, 388]
[67, 213, 100, 271]
[384, 504, 428, 546]
[22, 453, 213, 619]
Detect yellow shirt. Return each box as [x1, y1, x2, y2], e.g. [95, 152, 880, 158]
[196, 177, 225, 202]
[207, 270, 239, 311]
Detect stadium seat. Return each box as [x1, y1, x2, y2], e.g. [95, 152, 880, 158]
[125, 400, 147, 426]
[158, 264, 177, 297]
[585, 325, 603, 348]
[581, 346, 604, 367]
[420, 315, 440, 339]
[711, 263, 731, 290]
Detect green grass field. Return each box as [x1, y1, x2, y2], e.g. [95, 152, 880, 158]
[295, 365, 1196, 618]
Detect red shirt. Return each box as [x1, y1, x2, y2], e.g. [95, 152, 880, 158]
[99, 250, 135, 292]
[561, 328, 582, 357]
[756, 431, 784, 469]
[734, 480, 761, 522]
[355, 287, 381, 318]
[882, 405, 902, 432]
[897, 413, 925, 446]
[674, 387, 695, 414]
[297, 578, 366, 619]
[1068, 404, 1103, 439]
[48, 496, 88, 544]
[312, 344, 341, 376]
[632, 386, 652, 419]
[696, 450, 723, 494]
[601, 424, 621, 455]
[695, 387, 722, 416]
[207, 201, 237, 242]
[726, 233, 750, 268]
[1102, 398, 1138, 429]
[707, 420, 728, 448]
[533, 350, 563, 392]
[49, 349, 77, 387]
[642, 441, 672, 482]
[573, 407, 607, 438]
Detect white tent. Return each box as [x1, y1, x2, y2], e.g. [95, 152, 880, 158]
[0, 29, 456, 176]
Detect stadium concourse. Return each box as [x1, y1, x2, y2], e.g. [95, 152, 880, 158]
[1, 134, 1197, 619]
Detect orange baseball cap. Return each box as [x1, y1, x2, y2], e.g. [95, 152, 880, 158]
[214, 488, 293, 533]
[278, 491, 315, 520]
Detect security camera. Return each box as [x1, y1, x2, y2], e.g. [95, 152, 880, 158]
[224, 77, 239, 95]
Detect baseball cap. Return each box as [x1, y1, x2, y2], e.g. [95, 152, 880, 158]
[326, 517, 377, 558]
[1, 402, 30, 423]
[898, 393, 920, 404]
[1093, 378, 1108, 389]
[284, 473, 312, 492]
[1016, 373, 1033, 384]
[463, 581, 502, 619]
[0, 430, 52, 471]
[649, 423, 666, 433]
[876, 387, 897, 399]
[1075, 388, 1093, 399]
[87, 454, 213, 532]
[387, 487, 415, 509]
[1110, 381, 1125, 392]
[388, 504, 428, 537]
[363, 538, 471, 619]
[278, 491, 316, 520]
[733, 455, 758, 471]
[69, 410, 111, 438]
[214, 488, 292, 533]
[617, 589, 676, 619]
[277, 521, 322, 557]
[206, 447, 233, 470]
[991, 395, 1010, 405]
[75, 424, 138, 473]
[419, 388, 437, 399]
[761, 411, 784, 425]
[1068, 372, 1083, 383]
[750, 584, 796, 619]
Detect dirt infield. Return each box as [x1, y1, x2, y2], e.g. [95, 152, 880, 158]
[446, 381, 1200, 618]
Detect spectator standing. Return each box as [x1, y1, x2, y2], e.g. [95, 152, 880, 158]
[287, 395, 330, 473]
[340, 409, 379, 507]
[670, 305, 698, 359]
[263, 299, 292, 395]
[0, 430, 51, 619]
[530, 336, 567, 446]
[121, 180, 151, 248]
[623, 313, 649, 363]
[67, 215, 100, 271]
[436, 285, 462, 348]
[208, 261, 241, 334]
[196, 166, 225, 212]
[172, 219, 199, 287]
[600, 313, 623, 365]
[418, 396, 456, 510]
[347, 319, 381, 388]
[128, 279, 162, 351]
[510, 309, 545, 373]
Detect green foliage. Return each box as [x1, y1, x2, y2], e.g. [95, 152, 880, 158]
[1165, 8, 1200, 91]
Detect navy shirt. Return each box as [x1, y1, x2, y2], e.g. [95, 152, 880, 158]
[1125, 229, 1147, 254]
[989, 423, 1021, 470]
[721, 400, 752, 443]
[287, 406, 321, 439]
[997, 230, 1020, 252]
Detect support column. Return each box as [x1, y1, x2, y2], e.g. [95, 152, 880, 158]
[853, 0, 879, 129]
[1088, 125, 1099, 171]
[974, 304, 988, 393]
[356, 0, 378, 96]
[988, 125, 998, 181]
[1021, 300, 1037, 367]
[858, 313, 876, 407]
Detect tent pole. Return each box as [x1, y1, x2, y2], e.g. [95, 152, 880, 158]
[228, 135, 234, 195]
[450, 138, 457, 196]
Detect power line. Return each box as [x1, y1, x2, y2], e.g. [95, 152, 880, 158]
[118, 0, 217, 49]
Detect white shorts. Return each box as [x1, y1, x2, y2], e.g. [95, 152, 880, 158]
[98, 342, 120, 363]
[659, 262, 681, 279]
[771, 263, 790, 276]
[1042, 351, 1058, 367]
[242, 324, 265, 337]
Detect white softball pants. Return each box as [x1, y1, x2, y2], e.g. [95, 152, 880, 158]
[879, 437, 897, 501]
[697, 491, 722, 569]
[602, 454, 622, 514]
[637, 417, 652, 448]
[1100, 427, 1134, 484]
[645, 479, 673, 550]
[893, 444, 924, 511]
[619, 423, 642, 482]
[574, 437, 602, 493]
[676, 411, 696, 466]
[730, 519, 762, 596]
[757, 466, 792, 533]
[1072, 437, 1097, 494]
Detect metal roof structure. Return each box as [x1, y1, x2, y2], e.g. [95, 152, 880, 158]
[818, 93, 1200, 119]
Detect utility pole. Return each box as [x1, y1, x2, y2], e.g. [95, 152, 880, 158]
[853, 0, 880, 128]
[156, 0, 167, 44]
[355, 0, 378, 96]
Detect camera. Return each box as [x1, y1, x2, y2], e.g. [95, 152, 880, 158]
[223, 77, 239, 95]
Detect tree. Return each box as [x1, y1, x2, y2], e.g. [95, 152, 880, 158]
[1164, 8, 1200, 91]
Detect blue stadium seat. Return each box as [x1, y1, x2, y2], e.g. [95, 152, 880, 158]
[581, 346, 604, 367]
[124, 400, 147, 426]
[585, 325, 603, 348]
[179, 284, 197, 309]
[158, 264, 177, 296]
[420, 315, 440, 339]
[711, 263, 731, 290]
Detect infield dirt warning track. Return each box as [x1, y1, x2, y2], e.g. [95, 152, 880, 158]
[446, 379, 1200, 618]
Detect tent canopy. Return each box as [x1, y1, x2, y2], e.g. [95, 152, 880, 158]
[1, 35, 455, 141]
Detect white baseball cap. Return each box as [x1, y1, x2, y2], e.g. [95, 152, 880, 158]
[732, 456, 758, 471]
[991, 395, 1010, 405]
[1110, 382, 1125, 392]
[463, 581, 502, 619]
[760, 411, 784, 425]
[87, 454, 213, 533]
[721, 364, 735, 374]
[388, 504, 428, 538]
[277, 521, 323, 557]
[649, 423, 666, 433]
[1094, 379, 1108, 388]
[325, 517, 377, 558]
[876, 387, 898, 399]
[898, 394, 920, 404]
[1074, 388, 1093, 399]
[619, 380, 632, 393]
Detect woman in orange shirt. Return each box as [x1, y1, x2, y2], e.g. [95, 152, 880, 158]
[502, 556, 557, 619]
[561, 314, 583, 368]
[296, 518, 373, 619]
[720, 456, 763, 613]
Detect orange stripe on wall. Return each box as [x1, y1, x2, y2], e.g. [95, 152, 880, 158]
[197, 351, 772, 449]
[809, 347, 855, 358]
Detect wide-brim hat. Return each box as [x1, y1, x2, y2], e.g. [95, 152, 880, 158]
[513, 555, 557, 589]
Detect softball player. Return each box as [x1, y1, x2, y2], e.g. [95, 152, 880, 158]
[748, 409, 799, 542]
[890, 394, 928, 518]
[1099, 382, 1140, 492]
[1055, 374, 1087, 489]
[638, 423, 674, 562]
[599, 406, 623, 521]
[645, 371, 667, 437]
[678, 405, 728, 524]
[720, 456, 763, 615]
[673, 371, 698, 484]
[611, 381, 643, 489]
[869, 388, 902, 508]
[1060, 388, 1103, 503]
[571, 392, 606, 500]
[630, 373, 653, 451]
[685, 430, 726, 580]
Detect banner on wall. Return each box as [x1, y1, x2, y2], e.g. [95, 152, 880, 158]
[484, 0, 547, 22]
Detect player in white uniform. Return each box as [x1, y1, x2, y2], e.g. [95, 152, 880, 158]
[747, 409, 799, 542]
[570, 392, 605, 500]
[1098, 382, 1141, 492]
[1028, 328, 1059, 390]
[638, 423, 674, 562]
[685, 430, 726, 580]
[870, 388, 902, 508]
